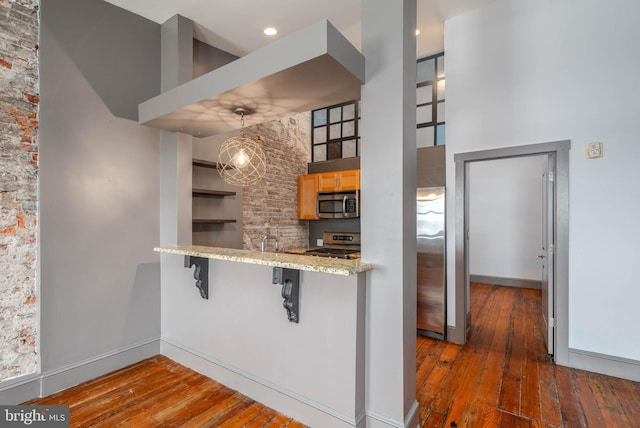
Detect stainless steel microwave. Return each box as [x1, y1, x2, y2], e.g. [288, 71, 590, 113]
[317, 190, 359, 219]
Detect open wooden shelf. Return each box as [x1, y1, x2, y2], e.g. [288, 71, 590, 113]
[192, 159, 220, 169]
[192, 159, 238, 229]
[192, 219, 237, 224]
[192, 188, 236, 198]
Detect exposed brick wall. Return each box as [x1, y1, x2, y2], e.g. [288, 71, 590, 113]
[0, 0, 39, 381]
[242, 113, 311, 251]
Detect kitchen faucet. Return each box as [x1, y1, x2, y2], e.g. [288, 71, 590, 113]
[261, 234, 279, 253]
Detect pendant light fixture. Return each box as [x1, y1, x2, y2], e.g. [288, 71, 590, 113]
[217, 107, 266, 186]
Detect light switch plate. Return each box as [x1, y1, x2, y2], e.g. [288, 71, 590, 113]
[316, 239, 323, 247]
[586, 142, 603, 159]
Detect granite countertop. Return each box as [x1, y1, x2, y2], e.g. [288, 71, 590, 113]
[154, 245, 373, 276]
[281, 246, 320, 255]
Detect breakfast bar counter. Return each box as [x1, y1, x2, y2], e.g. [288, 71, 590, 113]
[154, 245, 373, 276]
[157, 245, 368, 427]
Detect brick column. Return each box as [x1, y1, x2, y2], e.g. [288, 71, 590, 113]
[0, 0, 40, 380]
[241, 113, 311, 251]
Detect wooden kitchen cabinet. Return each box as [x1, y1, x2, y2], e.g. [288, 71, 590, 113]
[297, 174, 319, 220]
[336, 169, 360, 190]
[298, 169, 360, 219]
[317, 172, 339, 192]
[317, 169, 360, 192]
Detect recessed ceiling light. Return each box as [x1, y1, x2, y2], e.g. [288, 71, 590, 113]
[415, 29, 420, 36]
[264, 27, 278, 36]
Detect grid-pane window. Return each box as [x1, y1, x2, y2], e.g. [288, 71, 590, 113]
[417, 52, 445, 146]
[311, 100, 360, 162]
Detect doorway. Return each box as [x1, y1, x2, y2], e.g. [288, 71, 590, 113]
[452, 140, 570, 365]
[468, 155, 550, 353]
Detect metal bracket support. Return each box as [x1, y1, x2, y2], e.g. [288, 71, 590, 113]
[272, 267, 300, 323]
[184, 256, 209, 299]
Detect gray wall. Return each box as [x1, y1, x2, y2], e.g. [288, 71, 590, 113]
[41, 0, 159, 121]
[40, 0, 161, 381]
[309, 219, 360, 247]
[193, 39, 238, 78]
[360, 0, 418, 424]
[192, 131, 244, 249]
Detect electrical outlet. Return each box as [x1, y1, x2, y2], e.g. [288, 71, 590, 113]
[586, 142, 603, 159]
[316, 239, 323, 247]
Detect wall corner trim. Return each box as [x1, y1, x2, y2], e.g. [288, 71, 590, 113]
[404, 400, 420, 428]
[447, 324, 463, 345]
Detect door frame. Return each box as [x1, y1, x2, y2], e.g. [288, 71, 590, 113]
[452, 140, 570, 365]
[541, 160, 555, 355]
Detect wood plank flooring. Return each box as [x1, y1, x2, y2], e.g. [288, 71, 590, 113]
[417, 282, 640, 427]
[25, 282, 640, 427]
[24, 356, 306, 427]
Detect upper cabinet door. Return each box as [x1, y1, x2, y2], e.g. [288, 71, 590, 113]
[318, 172, 339, 192]
[318, 170, 360, 192]
[297, 174, 319, 220]
[337, 169, 360, 191]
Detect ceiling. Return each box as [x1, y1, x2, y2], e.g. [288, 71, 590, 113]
[139, 20, 366, 137]
[103, 0, 495, 59]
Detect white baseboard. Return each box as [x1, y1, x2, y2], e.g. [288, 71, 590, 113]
[0, 337, 160, 404]
[568, 348, 640, 382]
[160, 337, 364, 428]
[470, 274, 542, 290]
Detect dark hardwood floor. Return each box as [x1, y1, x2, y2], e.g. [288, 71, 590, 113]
[26, 282, 640, 427]
[417, 282, 640, 427]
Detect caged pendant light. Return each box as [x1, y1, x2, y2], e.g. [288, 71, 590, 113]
[217, 107, 266, 186]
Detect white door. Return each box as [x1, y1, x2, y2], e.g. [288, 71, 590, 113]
[540, 163, 555, 355]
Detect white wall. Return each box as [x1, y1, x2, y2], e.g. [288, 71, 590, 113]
[445, 0, 640, 361]
[469, 156, 547, 281]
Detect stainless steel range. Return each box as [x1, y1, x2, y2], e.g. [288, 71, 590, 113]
[305, 232, 361, 259]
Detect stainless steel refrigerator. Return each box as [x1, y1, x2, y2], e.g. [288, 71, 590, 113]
[417, 186, 446, 339]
